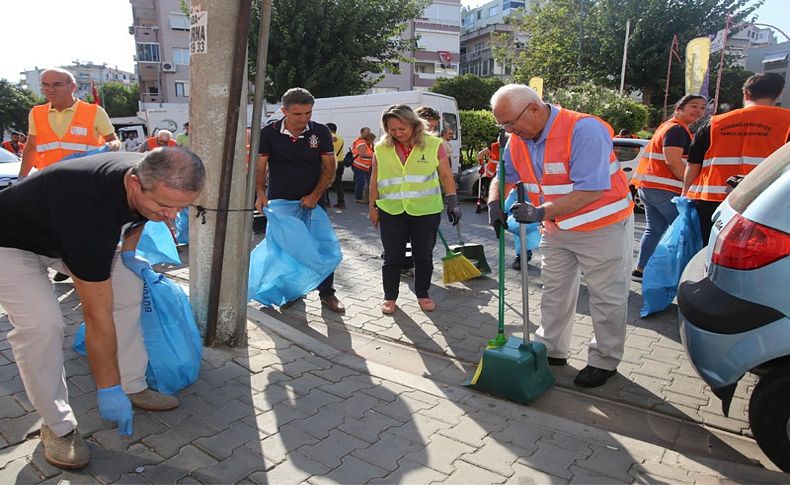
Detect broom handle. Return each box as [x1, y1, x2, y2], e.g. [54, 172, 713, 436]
[516, 182, 530, 344]
[437, 228, 452, 252]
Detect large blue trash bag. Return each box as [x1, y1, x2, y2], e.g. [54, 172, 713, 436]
[136, 221, 181, 265]
[174, 208, 189, 245]
[503, 188, 541, 255]
[248, 200, 342, 306]
[73, 262, 202, 394]
[640, 196, 703, 317]
[59, 145, 110, 162]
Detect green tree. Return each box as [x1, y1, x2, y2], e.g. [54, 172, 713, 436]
[545, 83, 649, 133]
[430, 75, 504, 110]
[503, 0, 761, 104]
[0, 81, 41, 136]
[249, 0, 431, 102]
[97, 82, 140, 118]
[459, 109, 499, 167]
[709, 63, 753, 111]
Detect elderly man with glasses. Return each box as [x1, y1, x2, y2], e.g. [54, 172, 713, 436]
[487, 84, 634, 389]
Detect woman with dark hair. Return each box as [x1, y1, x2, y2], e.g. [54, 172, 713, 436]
[631, 94, 706, 282]
[369, 105, 460, 314]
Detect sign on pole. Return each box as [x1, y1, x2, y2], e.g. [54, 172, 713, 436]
[529, 77, 544, 98]
[190, 6, 208, 55]
[685, 37, 711, 95]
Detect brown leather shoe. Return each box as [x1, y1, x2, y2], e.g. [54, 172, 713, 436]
[128, 388, 179, 411]
[40, 425, 89, 469]
[320, 294, 345, 313]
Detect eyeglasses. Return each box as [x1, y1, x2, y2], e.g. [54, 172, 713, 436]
[497, 103, 530, 129]
[41, 82, 72, 89]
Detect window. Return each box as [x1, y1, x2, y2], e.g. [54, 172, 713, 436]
[462, 14, 474, 27]
[136, 43, 160, 62]
[169, 13, 189, 30]
[442, 113, 458, 140]
[175, 81, 190, 97]
[173, 48, 190, 65]
[488, 5, 500, 17]
[415, 62, 435, 74]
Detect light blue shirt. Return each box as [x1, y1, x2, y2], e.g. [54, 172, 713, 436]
[499, 105, 613, 200]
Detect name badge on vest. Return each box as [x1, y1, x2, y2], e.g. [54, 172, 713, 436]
[545, 162, 567, 175]
[70, 126, 88, 137]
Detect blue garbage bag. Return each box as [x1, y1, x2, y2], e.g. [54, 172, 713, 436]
[73, 263, 202, 395]
[174, 208, 189, 245]
[248, 200, 342, 307]
[503, 188, 541, 256]
[136, 221, 181, 265]
[640, 197, 703, 317]
[59, 145, 110, 162]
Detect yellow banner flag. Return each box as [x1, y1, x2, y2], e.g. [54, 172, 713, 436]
[529, 77, 544, 98]
[685, 37, 711, 95]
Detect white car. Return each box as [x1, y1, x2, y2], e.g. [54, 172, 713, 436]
[612, 137, 648, 212]
[0, 148, 21, 190]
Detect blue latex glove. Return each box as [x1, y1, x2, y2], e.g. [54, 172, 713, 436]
[97, 385, 133, 435]
[121, 251, 151, 280]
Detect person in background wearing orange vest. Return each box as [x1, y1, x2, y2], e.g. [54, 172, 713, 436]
[352, 132, 375, 203]
[139, 130, 177, 153]
[19, 68, 120, 179]
[2, 131, 26, 156]
[489, 84, 634, 389]
[683, 73, 790, 243]
[631, 94, 706, 282]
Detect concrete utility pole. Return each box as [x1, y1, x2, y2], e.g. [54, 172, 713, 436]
[189, 0, 252, 346]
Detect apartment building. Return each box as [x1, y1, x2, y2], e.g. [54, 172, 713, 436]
[130, 0, 191, 104]
[21, 62, 136, 100]
[370, 0, 462, 93]
[745, 40, 790, 107]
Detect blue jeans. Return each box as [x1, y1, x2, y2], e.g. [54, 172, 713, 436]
[352, 166, 370, 200]
[636, 187, 679, 269]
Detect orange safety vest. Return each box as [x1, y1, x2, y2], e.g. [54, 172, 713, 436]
[1, 140, 23, 155]
[31, 100, 101, 169]
[146, 137, 177, 150]
[484, 141, 500, 177]
[509, 108, 633, 232]
[687, 105, 790, 202]
[632, 118, 691, 194]
[352, 139, 372, 171]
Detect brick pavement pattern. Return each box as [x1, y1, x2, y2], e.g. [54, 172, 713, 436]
[0, 199, 785, 483]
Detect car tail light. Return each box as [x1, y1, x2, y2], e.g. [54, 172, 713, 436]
[712, 214, 790, 270]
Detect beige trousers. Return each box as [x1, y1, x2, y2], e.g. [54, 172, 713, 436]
[0, 247, 148, 437]
[535, 215, 634, 370]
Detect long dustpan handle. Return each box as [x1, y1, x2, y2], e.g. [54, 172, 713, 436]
[455, 221, 464, 245]
[497, 151, 506, 339]
[516, 182, 530, 344]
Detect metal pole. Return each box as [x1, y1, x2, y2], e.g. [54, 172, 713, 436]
[663, 35, 677, 121]
[713, 15, 731, 115]
[619, 19, 631, 95]
[237, 0, 272, 344]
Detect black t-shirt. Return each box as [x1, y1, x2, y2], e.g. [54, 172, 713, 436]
[663, 124, 692, 155]
[259, 119, 334, 200]
[0, 153, 143, 281]
[687, 120, 712, 165]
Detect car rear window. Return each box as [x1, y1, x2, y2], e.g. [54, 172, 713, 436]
[613, 145, 641, 162]
[728, 143, 790, 213]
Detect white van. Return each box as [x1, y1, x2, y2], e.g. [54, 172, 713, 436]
[259, 91, 461, 182]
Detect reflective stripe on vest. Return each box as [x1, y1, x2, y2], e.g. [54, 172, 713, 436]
[31, 100, 100, 169]
[632, 118, 690, 194]
[374, 136, 443, 216]
[689, 105, 790, 202]
[509, 107, 633, 232]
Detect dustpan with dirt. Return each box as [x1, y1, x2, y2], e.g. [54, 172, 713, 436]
[448, 221, 491, 275]
[464, 181, 555, 404]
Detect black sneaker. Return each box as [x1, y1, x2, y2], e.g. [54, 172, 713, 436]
[574, 365, 617, 388]
[631, 269, 643, 282]
[511, 255, 521, 271]
[547, 357, 567, 366]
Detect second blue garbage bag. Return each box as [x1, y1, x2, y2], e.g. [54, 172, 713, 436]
[640, 196, 703, 317]
[248, 200, 342, 307]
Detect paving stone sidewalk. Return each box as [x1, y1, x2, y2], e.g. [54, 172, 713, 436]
[0, 288, 786, 483]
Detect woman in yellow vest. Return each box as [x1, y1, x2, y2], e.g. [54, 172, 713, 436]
[369, 104, 461, 314]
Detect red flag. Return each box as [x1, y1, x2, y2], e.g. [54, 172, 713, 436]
[91, 80, 102, 106]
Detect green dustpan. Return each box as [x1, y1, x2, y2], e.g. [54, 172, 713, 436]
[465, 180, 555, 404]
[449, 222, 491, 275]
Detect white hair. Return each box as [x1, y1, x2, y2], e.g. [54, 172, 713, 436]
[490, 84, 543, 110]
[42, 67, 76, 84]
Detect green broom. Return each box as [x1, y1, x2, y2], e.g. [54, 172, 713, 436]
[437, 228, 481, 283]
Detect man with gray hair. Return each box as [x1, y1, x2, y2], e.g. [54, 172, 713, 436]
[488, 84, 634, 389]
[255, 87, 345, 313]
[0, 148, 205, 469]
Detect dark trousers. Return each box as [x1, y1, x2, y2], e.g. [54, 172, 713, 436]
[333, 164, 345, 204]
[352, 166, 370, 201]
[694, 199, 720, 245]
[315, 197, 335, 297]
[379, 210, 440, 300]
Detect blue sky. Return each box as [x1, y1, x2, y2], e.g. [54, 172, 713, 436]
[0, 0, 786, 83]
